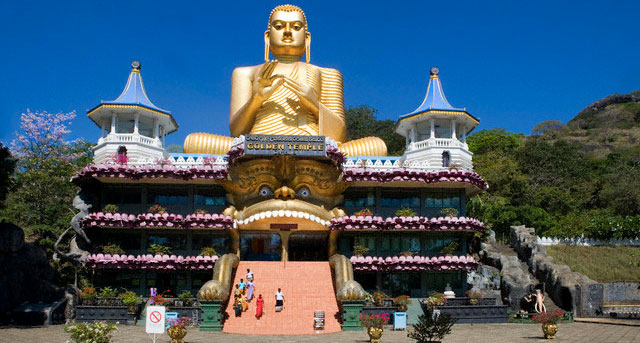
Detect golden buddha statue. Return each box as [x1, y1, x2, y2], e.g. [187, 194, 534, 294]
[183, 4, 387, 157]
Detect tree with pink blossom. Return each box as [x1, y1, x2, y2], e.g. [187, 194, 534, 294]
[1, 110, 92, 267]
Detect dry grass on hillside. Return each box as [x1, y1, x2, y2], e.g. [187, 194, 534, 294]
[546, 245, 640, 282]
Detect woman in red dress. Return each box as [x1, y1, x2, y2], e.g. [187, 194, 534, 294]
[255, 294, 264, 319]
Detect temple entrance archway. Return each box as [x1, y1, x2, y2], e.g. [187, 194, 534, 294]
[288, 232, 329, 261]
[240, 232, 281, 261]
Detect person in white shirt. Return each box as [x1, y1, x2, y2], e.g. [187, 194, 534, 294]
[246, 268, 254, 282]
[275, 288, 284, 311]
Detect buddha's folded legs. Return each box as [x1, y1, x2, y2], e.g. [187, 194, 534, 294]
[183, 133, 234, 155]
[339, 136, 388, 157]
[183, 132, 387, 157]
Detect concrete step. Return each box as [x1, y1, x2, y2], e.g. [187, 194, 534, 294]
[222, 261, 341, 335]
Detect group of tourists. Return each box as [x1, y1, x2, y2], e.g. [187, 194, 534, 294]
[232, 268, 285, 319]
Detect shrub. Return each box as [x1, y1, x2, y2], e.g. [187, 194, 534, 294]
[353, 244, 369, 257]
[148, 204, 167, 214]
[65, 321, 118, 343]
[358, 313, 390, 327]
[354, 208, 373, 217]
[178, 290, 194, 306]
[195, 208, 208, 215]
[408, 303, 456, 343]
[111, 153, 129, 165]
[396, 207, 417, 217]
[465, 289, 482, 300]
[168, 316, 192, 328]
[102, 243, 124, 255]
[118, 291, 141, 306]
[532, 310, 565, 325]
[99, 287, 117, 299]
[372, 289, 389, 306]
[439, 241, 459, 255]
[148, 244, 172, 255]
[103, 204, 119, 214]
[199, 247, 217, 256]
[423, 292, 446, 308]
[393, 295, 412, 311]
[440, 208, 459, 217]
[79, 287, 97, 303]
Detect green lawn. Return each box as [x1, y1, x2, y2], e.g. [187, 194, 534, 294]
[545, 245, 640, 282]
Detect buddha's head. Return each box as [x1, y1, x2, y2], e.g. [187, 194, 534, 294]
[265, 4, 310, 62]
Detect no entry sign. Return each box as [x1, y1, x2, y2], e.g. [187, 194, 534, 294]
[146, 306, 165, 334]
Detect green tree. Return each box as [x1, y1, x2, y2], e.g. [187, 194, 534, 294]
[0, 143, 16, 206]
[345, 105, 405, 155]
[531, 120, 565, 136]
[2, 110, 92, 256]
[467, 129, 523, 155]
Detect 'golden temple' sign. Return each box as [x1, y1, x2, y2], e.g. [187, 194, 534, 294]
[245, 134, 326, 157]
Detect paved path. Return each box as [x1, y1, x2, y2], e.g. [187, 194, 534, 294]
[2, 322, 640, 343]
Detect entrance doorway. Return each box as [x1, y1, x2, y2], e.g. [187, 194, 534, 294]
[240, 233, 281, 261]
[288, 232, 329, 261]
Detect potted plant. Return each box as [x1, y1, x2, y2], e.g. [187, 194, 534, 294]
[465, 289, 482, 305]
[395, 207, 417, 217]
[532, 310, 564, 339]
[372, 289, 389, 307]
[439, 241, 459, 256]
[79, 287, 97, 305]
[353, 244, 369, 257]
[358, 313, 390, 343]
[439, 207, 458, 217]
[167, 316, 192, 343]
[393, 295, 412, 312]
[103, 204, 119, 214]
[199, 247, 217, 257]
[354, 208, 373, 217]
[102, 243, 124, 255]
[423, 292, 446, 311]
[408, 302, 456, 343]
[148, 204, 167, 214]
[98, 287, 117, 306]
[176, 290, 194, 307]
[148, 244, 172, 255]
[118, 291, 141, 314]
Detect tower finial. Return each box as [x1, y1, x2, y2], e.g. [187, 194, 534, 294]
[131, 60, 141, 71]
[430, 66, 439, 76]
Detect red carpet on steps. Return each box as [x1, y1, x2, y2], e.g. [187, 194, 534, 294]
[221, 261, 342, 335]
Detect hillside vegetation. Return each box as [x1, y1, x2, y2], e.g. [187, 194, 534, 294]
[466, 90, 640, 240]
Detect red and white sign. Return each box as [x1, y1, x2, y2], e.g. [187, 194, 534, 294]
[146, 306, 165, 334]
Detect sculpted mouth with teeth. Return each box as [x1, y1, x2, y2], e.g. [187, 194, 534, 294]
[221, 157, 347, 230]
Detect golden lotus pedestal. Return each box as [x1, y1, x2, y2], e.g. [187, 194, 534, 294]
[367, 326, 384, 343]
[167, 326, 187, 343]
[542, 323, 558, 339]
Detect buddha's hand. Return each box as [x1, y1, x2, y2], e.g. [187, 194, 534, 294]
[281, 76, 319, 115]
[253, 61, 285, 102]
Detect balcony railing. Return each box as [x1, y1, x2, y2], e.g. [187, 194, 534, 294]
[409, 138, 468, 151]
[99, 133, 161, 147]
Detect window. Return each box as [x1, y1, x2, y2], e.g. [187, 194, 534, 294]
[148, 187, 189, 214]
[442, 151, 450, 167]
[343, 188, 375, 215]
[380, 189, 419, 217]
[423, 190, 463, 217]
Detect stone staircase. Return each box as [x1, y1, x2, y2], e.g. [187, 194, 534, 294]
[222, 261, 342, 335]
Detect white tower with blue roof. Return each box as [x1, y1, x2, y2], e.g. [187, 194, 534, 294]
[88, 61, 178, 164]
[395, 67, 478, 170]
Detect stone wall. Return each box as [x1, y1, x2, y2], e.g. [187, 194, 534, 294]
[603, 283, 640, 303]
[510, 225, 603, 317]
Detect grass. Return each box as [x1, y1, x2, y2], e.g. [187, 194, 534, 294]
[546, 245, 640, 282]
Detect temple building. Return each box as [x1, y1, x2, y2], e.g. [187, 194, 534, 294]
[69, 4, 488, 335]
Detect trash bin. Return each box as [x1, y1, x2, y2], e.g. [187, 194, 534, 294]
[394, 312, 407, 330]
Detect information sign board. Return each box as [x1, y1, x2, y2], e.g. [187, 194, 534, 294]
[245, 134, 326, 157]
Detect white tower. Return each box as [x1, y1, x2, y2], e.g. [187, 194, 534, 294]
[395, 67, 478, 170]
[87, 61, 178, 164]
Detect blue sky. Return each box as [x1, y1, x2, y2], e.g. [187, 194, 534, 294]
[1, 0, 639, 148]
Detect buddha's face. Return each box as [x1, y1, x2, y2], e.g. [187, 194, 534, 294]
[267, 10, 307, 58]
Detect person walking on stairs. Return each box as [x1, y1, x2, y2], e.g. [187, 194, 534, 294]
[246, 268, 254, 282]
[275, 288, 284, 312]
[256, 294, 264, 319]
[247, 279, 255, 301]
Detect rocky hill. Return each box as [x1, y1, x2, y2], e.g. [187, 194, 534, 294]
[558, 90, 640, 157]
